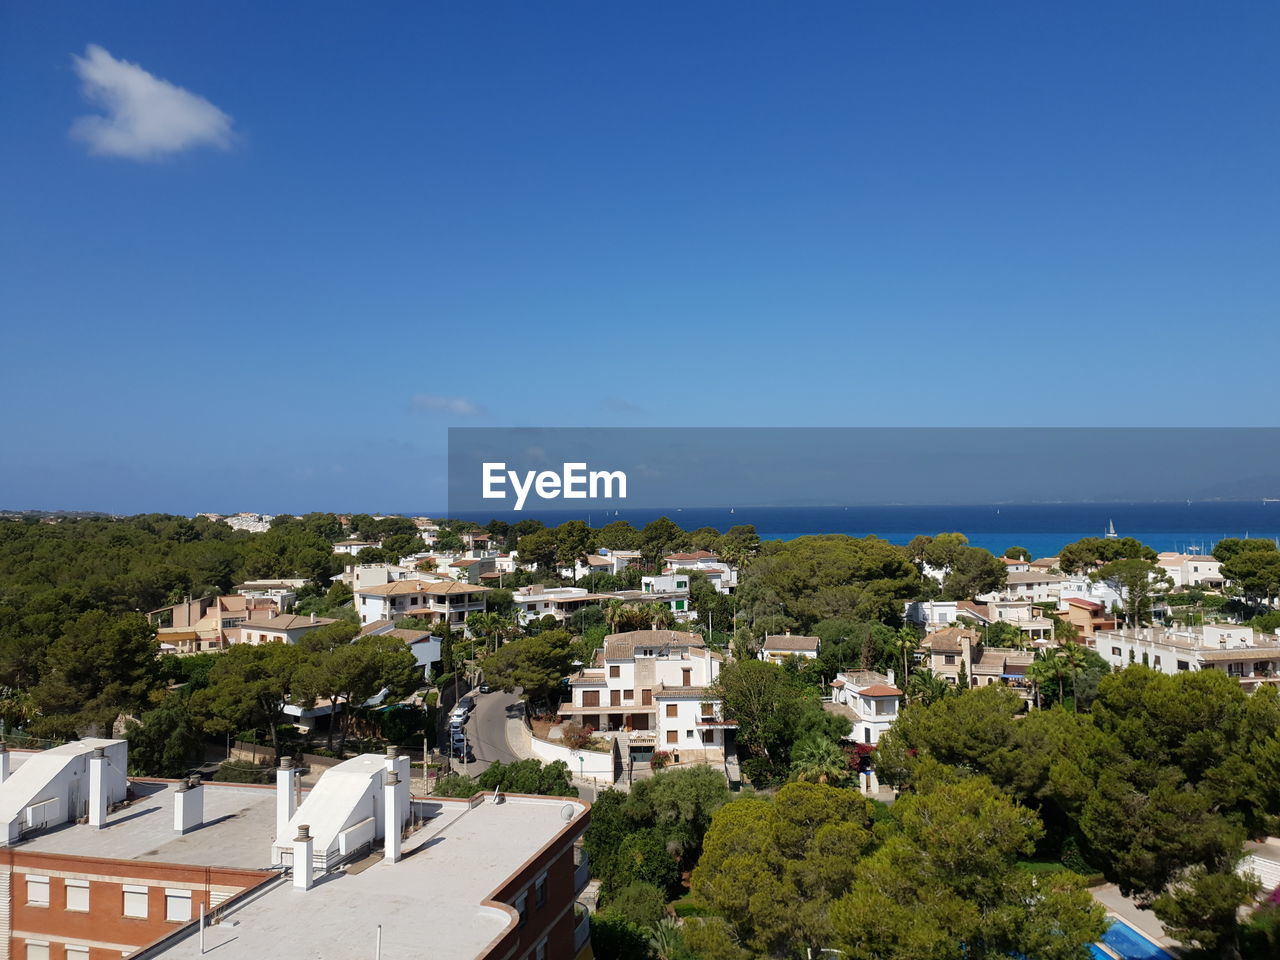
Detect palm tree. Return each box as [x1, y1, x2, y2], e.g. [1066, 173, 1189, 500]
[1058, 641, 1088, 712]
[1025, 656, 1056, 710]
[603, 598, 627, 634]
[889, 626, 919, 681]
[906, 668, 950, 706]
[790, 736, 848, 785]
[1037, 649, 1070, 707]
[645, 602, 675, 630]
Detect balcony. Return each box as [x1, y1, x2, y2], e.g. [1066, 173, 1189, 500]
[574, 856, 590, 894]
[573, 904, 591, 953]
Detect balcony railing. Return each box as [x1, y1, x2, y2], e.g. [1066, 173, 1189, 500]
[574, 905, 591, 953]
[574, 858, 590, 894]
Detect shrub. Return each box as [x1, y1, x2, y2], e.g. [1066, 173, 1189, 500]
[562, 721, 595, 750]
[213, 760, 272, 784]
[602, 881, 667, 926]
[650, 750, 672, 770]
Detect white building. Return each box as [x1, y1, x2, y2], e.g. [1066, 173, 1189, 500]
[662, 552, 739, 593]
[759, 634, 821, 663]
[334, 539, 382, 556]
[830, 671, 903, 745]
[1094, 623, 1280, 691]
[558, 630, 734, 768]
[239, 613, 338, 646]
[1156, 552, 1225, 589]
[355, 579, 490, 628]
[904, 600, 961, 632]
[512, 584, 609, 626]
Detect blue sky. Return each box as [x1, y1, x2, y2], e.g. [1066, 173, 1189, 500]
[2, 2, 1277, 513]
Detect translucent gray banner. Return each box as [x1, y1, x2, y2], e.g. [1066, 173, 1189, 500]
[447, 427, 1280, 518]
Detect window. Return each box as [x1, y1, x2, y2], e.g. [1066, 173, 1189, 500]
[1177, 660, 1189, 671]
[641, 689, 652, 706]
[534, 872, 547, 909]
[674, 600, 685, 611]
[682, 668, 691, 687]
[24, 942, 49, 960]
[65, 947, 89, 960]
[166, 889, 193, 922]
[516, 893, 528, 928]
[582, 690, 599, 707]
[676, 581, 687, 589]
[1111, 647, 1122, 657]
[26, 876, 50, 907]
[944, 654, 955, 665]
[610, 689, 621, 707]
[686, 730, 694, 740]
[865, 727, 872, 742]
[123, 884, 149, 919]
[666, 730, 678, 744]
[1153, 656, 1162, 668]
[665, 704, 678, 717]
[609, 665, 620, 678]
[623, 689, 633, 701]
[65, 879, 89, 912]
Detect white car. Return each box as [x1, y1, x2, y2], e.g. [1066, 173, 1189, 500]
[448, 705, 468, 724]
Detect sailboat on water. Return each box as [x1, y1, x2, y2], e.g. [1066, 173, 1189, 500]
[1104, 519, 1118, 539]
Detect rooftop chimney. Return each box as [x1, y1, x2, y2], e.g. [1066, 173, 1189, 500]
[292, 825, 314, 890]
[174, 775, 204, 834]
[0, 743, 9, 784]
[276, 758, 297, 848]
[383, 772, 402, 864]
[88, 747, 108, 828]
[887, 668, 896, 688]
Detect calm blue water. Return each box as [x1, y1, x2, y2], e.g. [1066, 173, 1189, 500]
[1095, 919, 1173, 960]
[453, 501, 1280, 558]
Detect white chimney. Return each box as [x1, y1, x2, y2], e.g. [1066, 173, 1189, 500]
[174, 775, 204, 834]
[887, 668, 896, 688]
[276, 758, 297, 842]
[384, 771, 402, 864]
[292, 825, 314, 890]
[88, 747, 108, 828]
[0, 743, 9, 783]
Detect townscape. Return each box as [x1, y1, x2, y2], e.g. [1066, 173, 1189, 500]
[0, 511, 1278, 959]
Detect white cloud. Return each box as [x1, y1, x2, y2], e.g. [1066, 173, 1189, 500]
[411, 394, 486, 417]
[69, 44, 234, 160]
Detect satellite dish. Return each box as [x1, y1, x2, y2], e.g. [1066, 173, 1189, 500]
[561, 804, 576, 822]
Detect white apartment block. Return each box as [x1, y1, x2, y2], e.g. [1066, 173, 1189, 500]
[558, 630, 733, 766]
[1095, 623, 1280, 691]
[355, 579, 490, 628]
[512, 584, 610, 625]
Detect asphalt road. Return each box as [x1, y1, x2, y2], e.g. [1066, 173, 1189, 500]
[458, 688, 522, 777]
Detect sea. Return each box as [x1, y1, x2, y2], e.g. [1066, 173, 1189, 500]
[451, 501, 1280, 559]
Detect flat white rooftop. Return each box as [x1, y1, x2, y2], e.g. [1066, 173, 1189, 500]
[154, 795, 588, 960]
[21, 780, 279, 870]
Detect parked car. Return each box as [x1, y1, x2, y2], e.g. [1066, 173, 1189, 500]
[478, 683, 490, 694]
[448, 704, 468, 723]
[447, 735, 468, 758]
[458, 695, 475, 712]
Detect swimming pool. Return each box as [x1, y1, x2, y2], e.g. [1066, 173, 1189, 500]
[1089, 919, 1173, 960]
